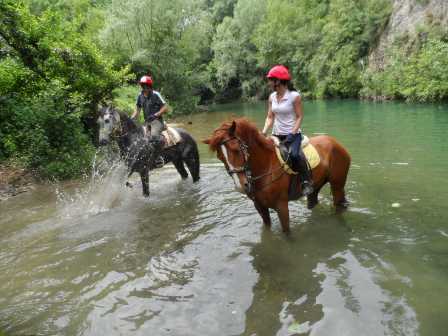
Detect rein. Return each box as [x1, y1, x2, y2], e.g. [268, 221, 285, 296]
[218, 135, 291, 197]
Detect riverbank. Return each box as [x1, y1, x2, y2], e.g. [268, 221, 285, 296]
[0, 162, 37, 201]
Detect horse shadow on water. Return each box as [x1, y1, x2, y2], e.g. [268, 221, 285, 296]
[97, 105, 200, 196]
[243, 215, 352, 335]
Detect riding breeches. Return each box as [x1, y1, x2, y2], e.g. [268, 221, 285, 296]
[143, 118, 164, 142]
[290, 132, 303, 166]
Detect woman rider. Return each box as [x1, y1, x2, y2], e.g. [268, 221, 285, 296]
[131, 76, 167, 168]
[261, 65, 313, 196]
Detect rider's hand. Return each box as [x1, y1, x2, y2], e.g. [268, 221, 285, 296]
[148, 115, 156, 121]
[131, 117, 135, 120]
[261, 132, 267, 138]
[286, 133, 295, 143]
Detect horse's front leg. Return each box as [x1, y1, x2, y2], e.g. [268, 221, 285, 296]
[254, 202, 271, 227]
[140, 170, 149, 197]
[276, 201, 290, 234]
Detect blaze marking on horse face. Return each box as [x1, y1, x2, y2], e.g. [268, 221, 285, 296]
[221, 144, 245, 193]
[98, 115, 112, 143]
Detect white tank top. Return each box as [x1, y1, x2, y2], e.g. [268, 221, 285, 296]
[270, 89, 301, 135]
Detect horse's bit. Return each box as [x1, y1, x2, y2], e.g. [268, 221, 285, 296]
[218, 135, 291, 195]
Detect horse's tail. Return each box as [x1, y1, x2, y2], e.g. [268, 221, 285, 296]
[178, 128, 200, 182]
[189, 134, 200, 182]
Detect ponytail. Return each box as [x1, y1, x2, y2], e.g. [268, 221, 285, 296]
[280, 80, 297, 92]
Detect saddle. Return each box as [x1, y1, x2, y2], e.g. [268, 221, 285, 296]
[269, 135, 320, 173]
[269, 135, 320, 200]
[143, 125, 181, 150]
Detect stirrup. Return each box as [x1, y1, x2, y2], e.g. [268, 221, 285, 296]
[155, 156, 164, 168]
[301, 181, 313, 196]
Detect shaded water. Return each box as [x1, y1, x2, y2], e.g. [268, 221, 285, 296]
[1, 100, 448, 335]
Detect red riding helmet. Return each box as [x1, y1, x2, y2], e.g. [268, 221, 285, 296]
[140, 76, 153, 85]
[266, 65, 290, 80]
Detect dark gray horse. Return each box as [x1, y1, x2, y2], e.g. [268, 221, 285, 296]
[97, 105, 200, 196]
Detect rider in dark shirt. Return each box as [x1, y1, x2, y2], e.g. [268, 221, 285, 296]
[131, 76, 168, 167]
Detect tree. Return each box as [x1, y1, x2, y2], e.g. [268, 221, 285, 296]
[211, 0, 268, 99]
[98, 0, 214, 110]
[0, 0, 126, 178]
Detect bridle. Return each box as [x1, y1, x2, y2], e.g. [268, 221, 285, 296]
[99, 111, 140, 141]
[217, 135, 291, 196]
[99, 111, 122, 140]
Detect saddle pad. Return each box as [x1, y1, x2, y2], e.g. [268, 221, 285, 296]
[269, 136, 320, 174]
[162, 127, 181, 148]
[143, 126, 181, 149]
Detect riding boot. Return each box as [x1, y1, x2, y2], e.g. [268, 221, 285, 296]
[153, 141, 165, 168]
[295, 151, 313, 196]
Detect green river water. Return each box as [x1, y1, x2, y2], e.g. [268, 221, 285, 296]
[0, 99, 447, 335]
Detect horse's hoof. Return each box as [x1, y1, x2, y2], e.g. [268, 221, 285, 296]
[282, 228, 291, 235]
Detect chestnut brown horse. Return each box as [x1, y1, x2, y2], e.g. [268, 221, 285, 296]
[198, 119, 351, 233]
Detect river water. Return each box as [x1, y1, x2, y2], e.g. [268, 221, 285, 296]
[1, 100, 447, 336]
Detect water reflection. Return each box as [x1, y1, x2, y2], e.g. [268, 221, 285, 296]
[243, 214, 351, 335]
[244, 210, 419, 336]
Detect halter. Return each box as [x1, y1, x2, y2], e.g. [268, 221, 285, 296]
[217, 135, 291, 196]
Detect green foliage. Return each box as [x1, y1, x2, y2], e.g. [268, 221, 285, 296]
[0, 93, 96, 180]
[361, 38, 448, 101]
[98, 0, 213, 110]
[310, 0, 392, 98]
[253, 0, 329, 94]
[213, 0, 393, 99]
[0, 0, 126, 179]
[211, 0, 268, 99]
[205, 0, 238, 26]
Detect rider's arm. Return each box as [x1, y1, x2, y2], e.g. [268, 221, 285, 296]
[155, 104, 167, 117]
[131, 107, 141, 119]
[262, 98, 274, 134]
[291, 95, 303, 134]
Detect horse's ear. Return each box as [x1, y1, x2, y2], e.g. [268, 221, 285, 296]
[98, 104, 103, 111]
[229, 121, 237, 136]
[198, 138, 211, 144]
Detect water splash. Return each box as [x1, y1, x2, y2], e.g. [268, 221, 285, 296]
[56, 147, 135, 220]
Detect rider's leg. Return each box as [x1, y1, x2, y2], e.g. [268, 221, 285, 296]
[150, 119, 164, 167]
[291, 133, 313, 196]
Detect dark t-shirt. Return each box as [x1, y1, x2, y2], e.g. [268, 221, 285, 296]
[136, 90, 166, 121]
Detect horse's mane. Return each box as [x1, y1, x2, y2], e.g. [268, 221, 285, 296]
[97, 106, 140, 131]
[208, 118, 275, 153]
[116, 110, 139, 131]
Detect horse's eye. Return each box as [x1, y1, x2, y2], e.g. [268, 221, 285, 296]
[235, 148, 240, 155]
